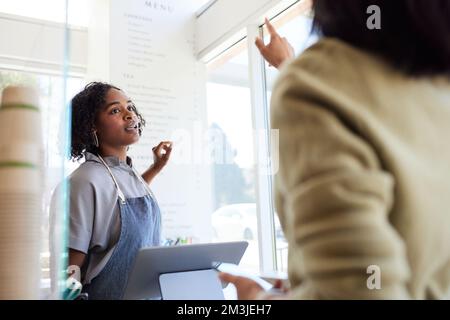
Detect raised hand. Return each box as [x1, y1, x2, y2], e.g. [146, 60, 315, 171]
[255, 18, 295, 69]
[152, 141, 172, 171]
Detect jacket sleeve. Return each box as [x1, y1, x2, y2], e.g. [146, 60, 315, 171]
[67, 176, 95, 254]
[271, 66, 411, 299]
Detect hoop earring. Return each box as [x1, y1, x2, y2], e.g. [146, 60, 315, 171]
[92, 131, 99, 147]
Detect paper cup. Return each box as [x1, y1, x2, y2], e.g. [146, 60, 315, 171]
[0, 199, 41, 299]
[0, 166, 41, 193]
[1, 86, 39, 106]
[0, 86, 42, 146]
[0, 143, 43, 168]
[0, 86, 42, 299]
[0, 109, 42, 146]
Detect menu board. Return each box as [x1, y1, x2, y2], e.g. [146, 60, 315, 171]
[110, 0, 212, 243]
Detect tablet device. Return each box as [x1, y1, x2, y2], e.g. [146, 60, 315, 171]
[123, 241, 248, 300]
[159, 269, 224, 300]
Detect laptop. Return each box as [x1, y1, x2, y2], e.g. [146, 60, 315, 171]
[123, 241, 248, 300]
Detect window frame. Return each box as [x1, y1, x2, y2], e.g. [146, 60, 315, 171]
[198, 0, 307, 274]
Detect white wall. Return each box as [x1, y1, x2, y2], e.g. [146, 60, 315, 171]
[0, 12, 87, 76]
[85, 0, 110, 81]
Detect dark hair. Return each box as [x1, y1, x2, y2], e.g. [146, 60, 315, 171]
[70, 82, 146, 161]
[312, 0, 450, 76]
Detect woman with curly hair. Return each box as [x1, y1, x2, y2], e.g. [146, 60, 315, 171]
[67, 82, 172, 299]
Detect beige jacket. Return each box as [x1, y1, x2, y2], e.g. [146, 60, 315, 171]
[271, 37, 450, 299]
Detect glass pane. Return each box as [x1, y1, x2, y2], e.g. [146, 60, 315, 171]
[206, 38, 260, 272]
[0, 0, 76, 299]
[0, 69, 84, 299]
[262, 1, 317, 273]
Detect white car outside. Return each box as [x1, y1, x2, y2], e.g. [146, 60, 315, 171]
[211, 203, 285, 242]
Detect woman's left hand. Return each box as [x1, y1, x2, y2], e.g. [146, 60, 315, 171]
[152, 141, 172, 171]
[219, 272, 265, 300]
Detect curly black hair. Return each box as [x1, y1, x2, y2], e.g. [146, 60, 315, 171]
[70, 82, 146, 161]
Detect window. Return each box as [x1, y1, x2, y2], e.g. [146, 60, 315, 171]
[261, 1, 317, 272]
[199, 1, 317, 276]
[263, 0, 317, 113]
[206, 38, 260, 273]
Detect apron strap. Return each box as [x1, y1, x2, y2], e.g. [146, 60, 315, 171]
[131, 166, 162, 210]
[131, 166, 157, 200]
[96, 154, 158, 205]
[97, 155, 126, 204]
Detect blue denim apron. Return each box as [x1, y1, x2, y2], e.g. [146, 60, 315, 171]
[83, 155, 162, 300]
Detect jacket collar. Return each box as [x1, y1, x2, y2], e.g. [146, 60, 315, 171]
[85, 152, 133, 168]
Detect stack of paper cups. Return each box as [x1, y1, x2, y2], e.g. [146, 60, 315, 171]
[0, 86, 43, 299]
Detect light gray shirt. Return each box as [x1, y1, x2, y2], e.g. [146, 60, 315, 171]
[68, 152, 149, 284]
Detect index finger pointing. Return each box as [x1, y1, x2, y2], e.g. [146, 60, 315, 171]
[265, 17, 278, 37]
[255, 36, 266, 52]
